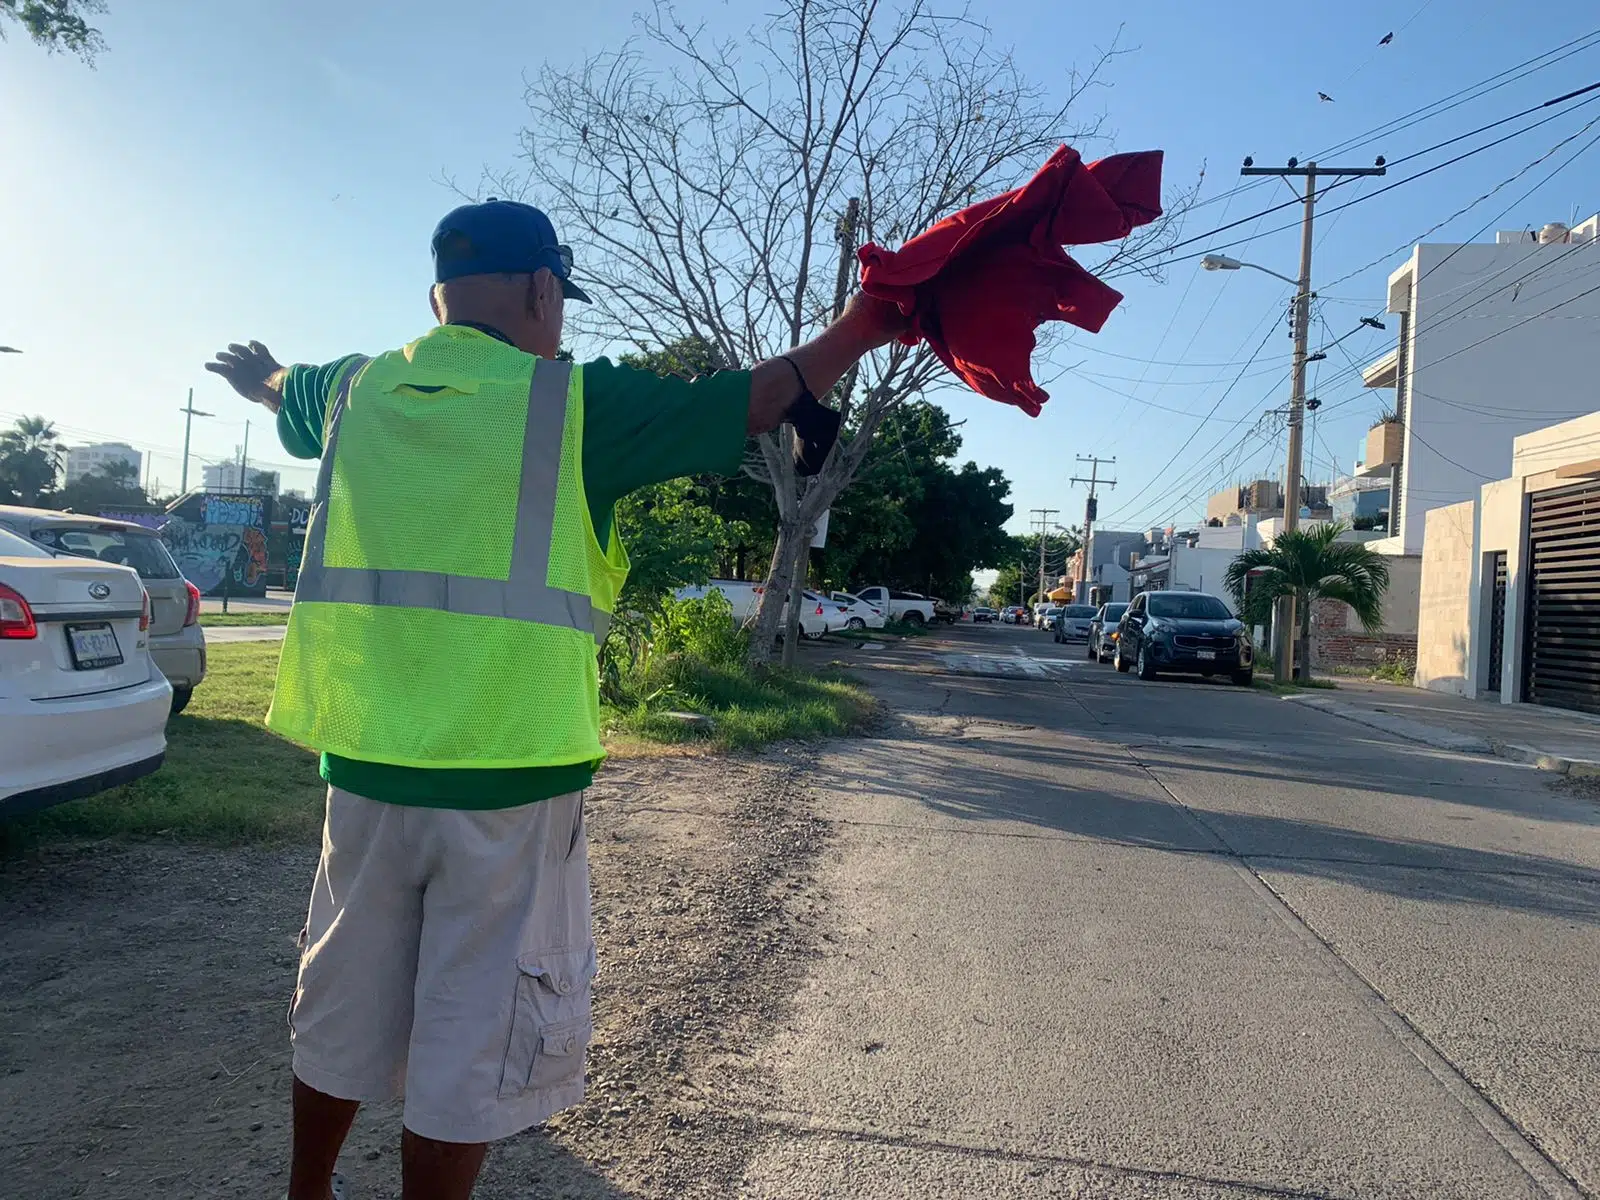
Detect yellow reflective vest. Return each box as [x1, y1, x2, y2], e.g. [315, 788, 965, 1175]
[268, 326, 629, 769]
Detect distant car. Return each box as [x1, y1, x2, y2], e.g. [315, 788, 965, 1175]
[853, 586, 935, 626]
[971, 606, 997, 623]
[828, 591, 887, 631]
[0, 506, 206, 713]
[1001, 606, 1026, 624]
[1088, 602, 1130, 662]
[1051, 604, 1098, 644]
[1036, 604, 1063, 631]
[1114, 590, 1254, 686]
[0, 527, 171, 815]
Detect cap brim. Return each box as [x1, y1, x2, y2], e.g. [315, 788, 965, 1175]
[562, 278, 591, 303]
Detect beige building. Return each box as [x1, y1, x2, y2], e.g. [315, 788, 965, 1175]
[1417, 410, 1600, 712]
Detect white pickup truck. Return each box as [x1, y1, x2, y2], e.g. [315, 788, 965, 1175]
[852, 586, 935, 626]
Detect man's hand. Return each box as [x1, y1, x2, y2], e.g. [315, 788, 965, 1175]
[205, 341, 288, 413]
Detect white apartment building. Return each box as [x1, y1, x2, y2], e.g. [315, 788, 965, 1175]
[202, 461, 279, 494]
[1361, 213, 1600, 556]
[64, 441, 141, 485]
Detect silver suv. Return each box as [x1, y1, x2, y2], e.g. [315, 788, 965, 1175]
[0, 507, 207, 713]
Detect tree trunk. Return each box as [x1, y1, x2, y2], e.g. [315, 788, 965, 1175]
[1297, 589, 1314, 682]
[745, 519, 807, 668]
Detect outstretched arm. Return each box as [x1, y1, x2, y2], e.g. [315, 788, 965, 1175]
[744, 292, 910, 475]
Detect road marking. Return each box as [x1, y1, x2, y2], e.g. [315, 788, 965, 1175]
[933, 651, 1075, 680]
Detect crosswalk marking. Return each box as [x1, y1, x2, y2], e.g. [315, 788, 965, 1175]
[933, 651, 1080, 680]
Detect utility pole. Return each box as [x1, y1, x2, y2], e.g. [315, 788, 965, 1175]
[179, 388, 212, 495]
[1239, 157, 1385, 680]
[1069, 456, 1116, 603]
[1029, 508, 1060, 606]
[239, 419, 251, 493]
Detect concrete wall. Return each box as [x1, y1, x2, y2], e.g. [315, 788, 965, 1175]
[1512, 409, 1600, 477]
[1392, 238, 1600, 553]
[1416, 501, 1476, 694]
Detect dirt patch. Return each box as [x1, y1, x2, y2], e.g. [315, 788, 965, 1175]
[0, 749, 830, 1199]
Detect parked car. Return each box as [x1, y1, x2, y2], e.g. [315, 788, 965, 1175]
[971, 606, 997, 623]
[1051, 604, 1099, 644]
[852, 586, 935, 626]
[0, 527, 172, 815]
[1036, 604, 1063, 631]
[1088, 601, 1130, 662]
[828, 591, 887, 631]
[1114, 590, 1254, 685]
[0, 506, 206, 713]
[673, 580, 837, 638]
[932, 597, 962, 624]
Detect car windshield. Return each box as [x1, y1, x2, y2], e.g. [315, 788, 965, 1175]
[0, 528, 52, 558]
[1063, 605, 1097, 618]
[28, 524, 181, 580]
[1148, 593, 1233, 620]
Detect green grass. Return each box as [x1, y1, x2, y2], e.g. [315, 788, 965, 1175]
[5, 643, 875, 850]
[604, 655, 875, 750]
[3, 643, 324, 848]
[199, 611, 290, 627]
[1369, 658, 1416, 685]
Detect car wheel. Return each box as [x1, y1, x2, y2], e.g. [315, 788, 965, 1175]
[1085, 641, 1096, 660]
[170, 686, 193, 715]
[1136, 643, 1158, 681]
[1114, 643, 1132, 673]
[903, 611, 925, 626]
[846, 616, 865, 631]
[1232, 667, 1254, 687]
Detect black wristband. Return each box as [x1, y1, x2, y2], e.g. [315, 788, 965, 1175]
[779, 356, 841, 477]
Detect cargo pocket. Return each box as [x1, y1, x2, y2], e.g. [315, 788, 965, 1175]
[498, 945, 596, 1099]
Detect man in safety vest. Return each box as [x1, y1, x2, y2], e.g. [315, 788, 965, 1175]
[205, 199, 906, 1200]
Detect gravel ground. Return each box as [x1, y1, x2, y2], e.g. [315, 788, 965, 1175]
[0, 748, 831, 1199]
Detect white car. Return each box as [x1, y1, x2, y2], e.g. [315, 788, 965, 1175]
[0, 527, 171, 815]
[673, 581, 836, 638]
[828, 590, 887, 631]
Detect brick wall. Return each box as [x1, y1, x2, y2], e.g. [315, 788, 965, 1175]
[1310, 597, 1418, 669]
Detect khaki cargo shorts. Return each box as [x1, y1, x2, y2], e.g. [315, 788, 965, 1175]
[289, 787, 594, 1144]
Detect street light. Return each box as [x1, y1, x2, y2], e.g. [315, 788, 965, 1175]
[1201, 250, 1313, 683]
[1200, 254, 1300, 287]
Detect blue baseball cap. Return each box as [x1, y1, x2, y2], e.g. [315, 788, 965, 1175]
[431, 199, 591, 301]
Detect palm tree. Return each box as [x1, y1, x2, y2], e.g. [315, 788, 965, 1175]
[0, 415, 63, 505]
[96, 459, 142, 490]
[1224, 520, 1390, 681]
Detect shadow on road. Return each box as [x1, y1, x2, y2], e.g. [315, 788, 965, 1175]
[832, 711, 1600, 925]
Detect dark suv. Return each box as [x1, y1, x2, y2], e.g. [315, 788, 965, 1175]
[1114, 590, 1253, 686]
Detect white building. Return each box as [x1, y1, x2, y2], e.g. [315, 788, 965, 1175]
[1417, 410, 1600, 712]
[64, 442, 141, 485]
[202, 461, 279, 494]
[1361, 214, 1600, 556]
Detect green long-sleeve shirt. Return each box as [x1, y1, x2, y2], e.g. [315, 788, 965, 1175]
[275, 329, 750, 808]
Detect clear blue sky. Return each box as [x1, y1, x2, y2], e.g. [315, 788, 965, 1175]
[2, 0, 1596, 530]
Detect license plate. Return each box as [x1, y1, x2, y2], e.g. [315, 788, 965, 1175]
[67, 622, 124, 670]
[1197, 649, 1216, 661]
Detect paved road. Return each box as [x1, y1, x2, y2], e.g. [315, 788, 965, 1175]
[739, 622, 1600, 1199]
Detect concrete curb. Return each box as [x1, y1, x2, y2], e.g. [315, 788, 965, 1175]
[1283, 693, 1600, 775]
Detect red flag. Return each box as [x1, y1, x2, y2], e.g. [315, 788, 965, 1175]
[858, 145, 1164, 417]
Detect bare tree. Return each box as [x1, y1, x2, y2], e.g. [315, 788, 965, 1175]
[485, 0, 1190, 663]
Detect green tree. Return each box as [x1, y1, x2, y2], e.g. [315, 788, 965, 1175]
[0, 415, 64, 505]
[1223, 520, 1390, 681]
[1, 0, 106, 61]
[53, 456, 147, 514]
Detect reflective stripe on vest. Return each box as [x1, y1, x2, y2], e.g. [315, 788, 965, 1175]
[293, 357, 598, 635]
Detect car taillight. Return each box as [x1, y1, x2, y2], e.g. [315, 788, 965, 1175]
[140, 589, 152, 632]
[0, 583, 37, 639]
[815, 604, 824, 614]
[183, 580, 201, 627]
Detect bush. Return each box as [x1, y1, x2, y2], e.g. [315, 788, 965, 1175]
[1371, 655, 1415, 685]
[654, 590, 747, 666]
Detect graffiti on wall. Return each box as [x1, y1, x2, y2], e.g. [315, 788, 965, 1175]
[158, 492, 273, 597]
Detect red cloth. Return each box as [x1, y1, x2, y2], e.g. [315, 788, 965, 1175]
[857, 145, 1164, 417]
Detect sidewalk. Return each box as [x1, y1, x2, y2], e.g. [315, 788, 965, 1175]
[202, 624, 286, 643]
[1287, 678, 1600, 773]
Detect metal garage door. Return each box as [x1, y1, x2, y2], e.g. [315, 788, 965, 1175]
[1524, 481, 1600, 712]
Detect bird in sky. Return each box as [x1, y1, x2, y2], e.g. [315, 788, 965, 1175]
[1318, 91, 1336, 102]
[1378, 31, 1394, 45]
